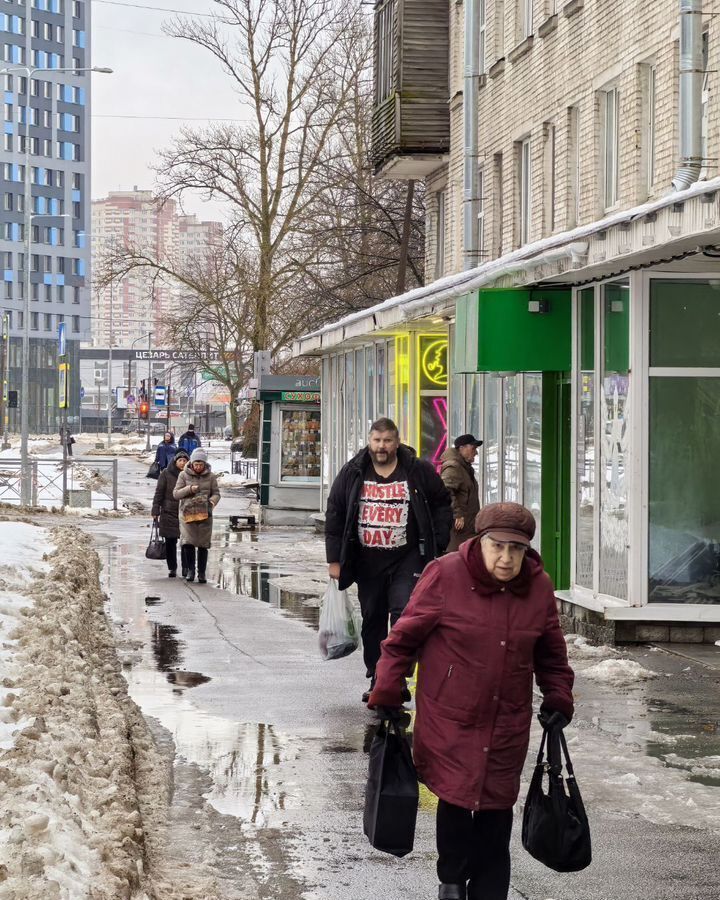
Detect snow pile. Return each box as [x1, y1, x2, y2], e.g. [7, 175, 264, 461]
[217, 472, 258, 488]
[0, 524, 221, 898]
[565, 634, 619, 660]
[581, 658, 659, 686]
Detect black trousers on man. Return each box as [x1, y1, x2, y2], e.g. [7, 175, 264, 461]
[436, 800, 513, 898]
[356, 550, 421, 677]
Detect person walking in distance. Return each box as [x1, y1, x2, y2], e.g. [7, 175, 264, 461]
[153, 431, 177, 472]
[440, 434, 482, 552]
[368, 503, 574, 900]
[173, 447, 220, 584]
[178, 423, 201, 454]
[151, 449, 190, 578]
[325, 417, 452, 703]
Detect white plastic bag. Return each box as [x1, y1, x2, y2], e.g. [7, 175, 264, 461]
[318, 579, 361, 661]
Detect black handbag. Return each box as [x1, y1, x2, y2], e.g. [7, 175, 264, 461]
[522, 726, 592, 873]
[146, 460, 161, 480]
[145, 521, 167, 561]
[363, 715, 419, 858]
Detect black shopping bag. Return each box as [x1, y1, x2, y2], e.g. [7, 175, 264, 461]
[146, 460, 161, 480]
[364, 715, 419, 858]
[145, 521, 167, 561]
[522, 726, 592, 873]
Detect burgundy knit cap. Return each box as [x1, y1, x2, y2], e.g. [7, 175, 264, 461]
[474, 502, 536, 545]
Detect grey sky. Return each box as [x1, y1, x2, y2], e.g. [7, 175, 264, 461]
[91, 0, 244, 221]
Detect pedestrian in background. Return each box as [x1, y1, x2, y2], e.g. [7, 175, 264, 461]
[178, 423, 201, 454]
[153, 431, 177, 472]
[440, 434, 482, 552]
[173, 447, 220, 584]
[325, 417, 452, 703]
[151, 449, 190, 578]
[60, 426, 75, 457]
[369, 502, 574, 900]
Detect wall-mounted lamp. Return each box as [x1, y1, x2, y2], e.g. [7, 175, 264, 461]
[528, 298, 550, 314]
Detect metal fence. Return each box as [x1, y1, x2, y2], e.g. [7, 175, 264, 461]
[231, 455, 258, 480]
[0, 457, 118, 509]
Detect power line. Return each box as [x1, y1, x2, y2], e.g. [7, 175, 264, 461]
[93, 0, 216, 16]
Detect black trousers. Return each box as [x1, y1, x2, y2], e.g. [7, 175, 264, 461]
[165, 537, 178, 572]
[436, 800, 513, 898]
[356, 551, 421, 677]
[184, 545, 208, 576]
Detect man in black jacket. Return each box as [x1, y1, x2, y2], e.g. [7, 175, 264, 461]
[326, 417, 452, 702]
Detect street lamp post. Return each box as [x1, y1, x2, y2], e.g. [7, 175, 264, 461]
[106, 274, 114, 447]
[0, 63, 113, 504]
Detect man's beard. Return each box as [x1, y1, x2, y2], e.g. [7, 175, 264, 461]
[369, 447, 397, 466]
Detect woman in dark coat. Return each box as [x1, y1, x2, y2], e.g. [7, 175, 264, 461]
[154, 432, 177, 471]
[369, 502, 574, 900]
[151, 449, 190, 577]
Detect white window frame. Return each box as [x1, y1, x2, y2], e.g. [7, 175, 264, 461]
[520, 0, 533, 40]
[643, 64, 656, 192]
[602, 86, 620, 210]
[479, 0, 486, 74]
[518, 137, 532, 246]
[376, 0, 395, 104]
[544, 121, 556, 234]
[435, 189, 446, 278]
[477, 168, 485, 260]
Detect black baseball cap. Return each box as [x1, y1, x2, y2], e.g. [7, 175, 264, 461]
[454, 433, 483, 449]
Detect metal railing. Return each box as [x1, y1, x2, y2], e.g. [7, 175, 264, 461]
[0, 457, 118, 509]
[232, 456, 258, 480]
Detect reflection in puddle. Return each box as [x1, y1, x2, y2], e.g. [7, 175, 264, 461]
[144, 595, 162, 606]
[167, 671, 212, 689]
[151, 623, 186, 672]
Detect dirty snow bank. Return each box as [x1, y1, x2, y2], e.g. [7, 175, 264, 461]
[580, 658, 659, 686]
[0, 523, 222, 898]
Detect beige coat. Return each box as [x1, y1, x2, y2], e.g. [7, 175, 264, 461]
[173, 465, 221, 549]
[440, 447, 480, 552]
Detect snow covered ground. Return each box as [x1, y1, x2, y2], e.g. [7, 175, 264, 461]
[0, 522, 222, 898]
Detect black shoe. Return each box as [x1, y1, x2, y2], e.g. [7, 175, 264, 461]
[181, 567, 188, 578]
[362, 676, 377, 704]
[186, 570, 195, 583]
[168, 570, 177, 578]
[198, 574, 207, 584]
[439, 886, 466, 900]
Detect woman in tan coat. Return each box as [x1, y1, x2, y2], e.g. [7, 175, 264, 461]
[173, 448, 221, 583]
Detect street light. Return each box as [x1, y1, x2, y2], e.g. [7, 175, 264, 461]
[2, 64, 114, 504]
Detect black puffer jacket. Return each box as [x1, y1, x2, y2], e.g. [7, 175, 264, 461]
[325, 444, 453, 590]
[151, 457, 185, 539]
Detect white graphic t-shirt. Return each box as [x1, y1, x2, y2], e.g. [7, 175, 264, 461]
[357, 467, 412, 553]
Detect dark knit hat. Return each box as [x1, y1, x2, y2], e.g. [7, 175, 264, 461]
[475, 502, 536, 545]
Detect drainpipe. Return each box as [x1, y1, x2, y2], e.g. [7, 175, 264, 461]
[463, 0, 481, 269]
[672, 0, 704, 191]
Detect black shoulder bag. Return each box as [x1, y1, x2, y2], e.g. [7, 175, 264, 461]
[145, 521, 167, 561]
[521, 725, 592, 873]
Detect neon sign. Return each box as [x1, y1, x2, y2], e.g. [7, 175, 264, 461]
[421, 338, 449, 388]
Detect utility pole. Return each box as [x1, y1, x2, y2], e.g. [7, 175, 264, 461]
[0, 313, 7, 450]
[106, 275, 113, 446]
[145, 332, 152, 452]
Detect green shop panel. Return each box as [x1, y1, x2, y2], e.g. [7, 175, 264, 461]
[455, 289, 571, 373]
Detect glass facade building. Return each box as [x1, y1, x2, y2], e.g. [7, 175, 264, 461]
[0, 0, 90, 430]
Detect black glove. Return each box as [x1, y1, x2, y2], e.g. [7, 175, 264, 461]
[538, 709, 570, 731]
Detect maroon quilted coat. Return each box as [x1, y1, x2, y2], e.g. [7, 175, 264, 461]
[369, 538, 574, 811]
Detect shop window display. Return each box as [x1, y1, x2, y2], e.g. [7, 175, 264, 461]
[280, 408, 322, 483]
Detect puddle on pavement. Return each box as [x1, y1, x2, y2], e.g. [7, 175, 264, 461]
[151, 623, 186, 672]
[167, 671, 212, 688]
[144, 595, 163, 606]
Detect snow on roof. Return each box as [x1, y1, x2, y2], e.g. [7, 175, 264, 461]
[294, 175, 720, 354]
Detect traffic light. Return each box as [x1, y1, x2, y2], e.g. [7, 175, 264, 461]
[139, 400, 150, 420]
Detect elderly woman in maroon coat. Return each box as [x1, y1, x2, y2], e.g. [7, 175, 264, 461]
[369, 502, 574, 900]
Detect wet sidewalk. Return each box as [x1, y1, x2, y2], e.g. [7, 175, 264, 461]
[87, 510, 720, 900]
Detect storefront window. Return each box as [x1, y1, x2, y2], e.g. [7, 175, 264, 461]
[599, 281, 630, 599]
[321, 357, 331, 496]
[524, 374, 542, 547]
[503, 375, 521, 502]
[386, 341, 396, 421]
[484, 375, 500, 503]
[366, 344, 375, 431]
[396, 335, 410, 441]
[649, 279, 720, 603]
[467, 375, 482, 437]
[576, 288, 595, 590]
[450, 373, 465, 444]
[280, 408, 322, 483]
[345, 352, 355, 460]
[356, 348, 365, 448]
[376, 342, 385, 419]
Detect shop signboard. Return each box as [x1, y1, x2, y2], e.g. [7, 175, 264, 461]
[58, 363, 69, 409]
[281, 391, 320, 403]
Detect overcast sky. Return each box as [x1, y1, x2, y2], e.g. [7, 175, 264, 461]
[91, 0, 246, 222]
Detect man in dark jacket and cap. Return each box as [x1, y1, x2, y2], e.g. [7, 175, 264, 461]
[325, 417, 452, 702]
[440, 434, 482, 552]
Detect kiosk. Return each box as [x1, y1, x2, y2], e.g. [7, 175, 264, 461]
[257, 375, 322, 525]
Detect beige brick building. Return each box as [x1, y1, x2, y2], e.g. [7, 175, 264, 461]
[296, 0, 720, 637]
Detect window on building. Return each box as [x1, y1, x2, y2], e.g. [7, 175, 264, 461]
[30, 17, 38, 37]
[435, 189, 446, 278]
[71, 314, 80, 333]
[492, 152, 504, 257]
[3, 133, 11, 152]
[543, 122, 556, 234]
[519, 0, 533, 39]
[30, 254, 39, 273]
[376, 0, 395, 103]
[16, 311, 22, 330]
[3, 193, 12, 212]
[43, 313, 51, 331]
[44, 255, 51, 271]
[603, 86, 620, 209]
[57, 285, 64, 303]
[73, 286, 80, 304]
[44, 285, 51, 303]
[479, 0, 486, 74]
[72, 0, 81, 17]
[2, 74, 12, 92]
[517, 136, 532, 246]
[4, 283, 11, 301]
[495, 0, 505, 58]
[30, 312, 38, 331]
[72, 172, 81, 190]
[477, 168, 485, 260]
[642, 64, 656, 192]
[31, 281, 38, 300]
